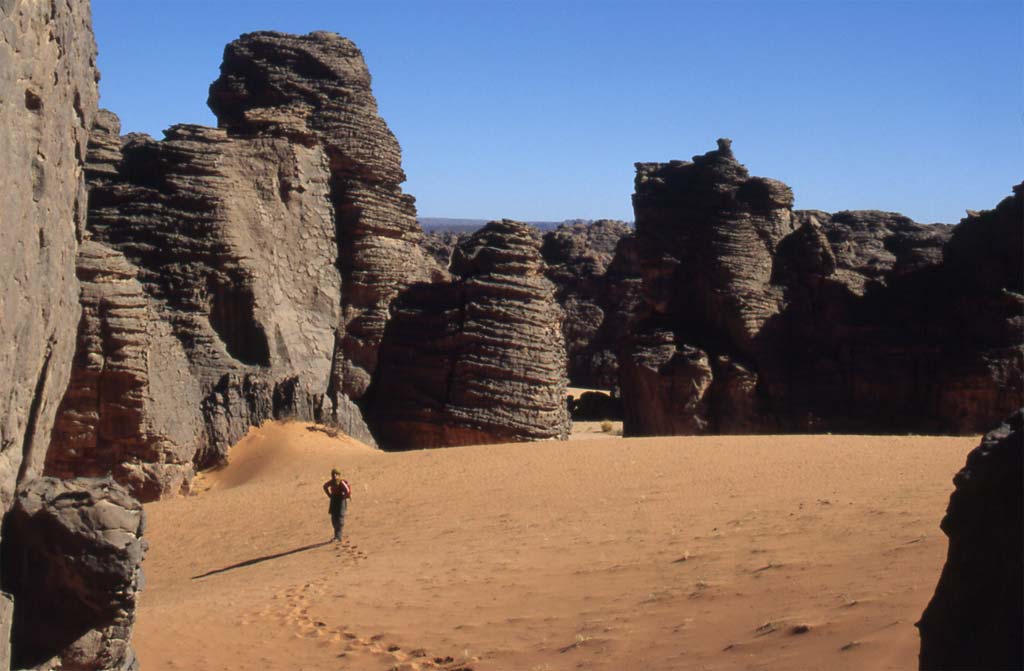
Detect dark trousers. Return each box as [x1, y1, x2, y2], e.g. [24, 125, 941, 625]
[330, 498, 348, 540]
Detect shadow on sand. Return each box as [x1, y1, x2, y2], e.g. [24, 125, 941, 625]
[191, 541, 332, 579]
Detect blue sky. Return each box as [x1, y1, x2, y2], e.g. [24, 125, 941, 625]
[91, 0, 1022, 223]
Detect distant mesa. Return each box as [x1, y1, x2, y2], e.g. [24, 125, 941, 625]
[419, 217, 618, 233]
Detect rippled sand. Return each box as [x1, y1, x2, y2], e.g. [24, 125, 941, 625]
[133, 422, 974, 671]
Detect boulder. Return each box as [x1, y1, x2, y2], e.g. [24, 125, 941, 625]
[2, 477, 146, 671]
[369, 221, 570, 448]
[917, 411, 1023, 670]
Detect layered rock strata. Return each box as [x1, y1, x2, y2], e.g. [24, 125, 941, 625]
[2, 477, 146, 671]
[368, 221, 570, 448]
[208, 31, 435, 403]
[621, 139, 1022, 435]
[48, 108, 369, 482]
[46, 239, 204, 500]
[49, 28, 427, 493]
[917, 411, 1022, 670]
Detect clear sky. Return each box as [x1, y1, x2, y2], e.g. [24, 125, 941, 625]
[91, 0, 1022, 223]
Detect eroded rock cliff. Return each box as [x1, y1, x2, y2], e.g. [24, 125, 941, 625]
[46, 238, 204, 500]
[209, 31, 435, 403]
[0, 0, 136, 667]
[620, 139, 1022, 435]
[368, 221, 570, 448]
[917, 411, 1023, 670]
[48, 29, 429, 494]
[0, 0, 97, 518]
[46, 109, 363, 485]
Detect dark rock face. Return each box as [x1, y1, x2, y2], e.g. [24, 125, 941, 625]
[621, 139, 1022, 435]
[588, 234, 645, 392]
[2, 477, 146, 671]
[917, 411, 1023, 670]
[540, 220, 633, 388]
[368, 221, 570, 449]
[569, 391, 623, 421]
[816, 210, 954, 286]
[0, 0, 97, 516]
[209, 31, 435, 403]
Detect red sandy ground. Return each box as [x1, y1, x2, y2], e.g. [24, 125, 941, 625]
[132, 422, 975, 671]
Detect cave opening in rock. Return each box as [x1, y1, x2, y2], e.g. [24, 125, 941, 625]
[206, 274, 271, 367]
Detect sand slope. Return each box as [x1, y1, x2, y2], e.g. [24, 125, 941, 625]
[133, 423, 975, 670]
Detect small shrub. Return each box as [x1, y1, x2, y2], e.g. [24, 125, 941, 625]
[600, 420, 613, 433]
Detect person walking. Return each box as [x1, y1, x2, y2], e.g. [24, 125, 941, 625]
[323, 468, 352, 542]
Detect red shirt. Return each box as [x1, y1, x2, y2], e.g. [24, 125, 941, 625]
[323, 478, 351, 499]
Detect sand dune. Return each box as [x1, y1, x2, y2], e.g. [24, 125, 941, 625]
[132, 422, 975, 670]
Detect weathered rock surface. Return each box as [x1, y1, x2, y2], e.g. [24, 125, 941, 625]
[2, 477, 146, 671]
[209, 31, 435, 403]
[47, 239, 204, 500]
[917, 411, 1023, 670]
[1, 0, 101, 663]
[0, 0, 97, 516]
[587, 234, 645, 393]
[368, 221, 570, 449]
[46, 106, 372, 484]
[540, 220, 632, 388]
[48, 31, 429, 489]
[621, 139, 1023, 435]
[422, 230, 463, 276]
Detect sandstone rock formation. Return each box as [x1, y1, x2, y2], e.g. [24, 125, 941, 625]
[48, 108, 366, 483]
[46, 238, 204, 501]
[917, 411, 1023, 670]
[814, 210, 954, 286]
[620, 139, 1022, 435]
[2, 477, 146, 671]
[48, 29, 433, 496]
[540, 220, 632, 388]
[368, 221, 570, 448]
[585, 234, 645, 393]
[209, 31, 435, 403]
[1, 0, 103, 665]
[422, 230, 463, 276]
[0, 0, 97, 517]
